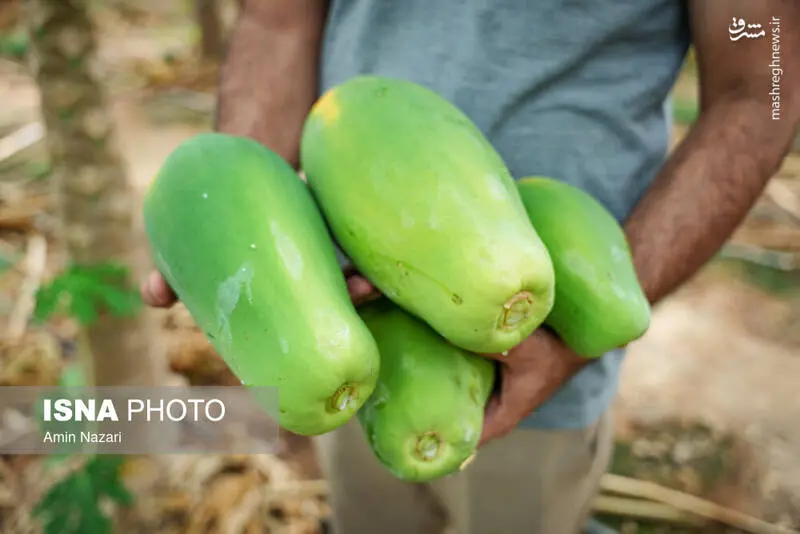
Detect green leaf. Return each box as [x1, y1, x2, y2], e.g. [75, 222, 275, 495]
[69, 294, 100, 326]
[42, 453, 72, 471]
[59, 363, 87, 389]
[33, 261, 142, 326]
[99, 285, 140, 317]
[34, 363, 94, 454]
[33, 455, 133, 534]
[0, 32, 29, 59]
[89, 456, 134, 505]
[32, 284, 61, 323]
[26, 160, 53, 180]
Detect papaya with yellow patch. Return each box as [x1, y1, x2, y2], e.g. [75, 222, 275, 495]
[301, 76, 555, 354]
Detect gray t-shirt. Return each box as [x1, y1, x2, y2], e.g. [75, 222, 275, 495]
[319, 0, 691, 430]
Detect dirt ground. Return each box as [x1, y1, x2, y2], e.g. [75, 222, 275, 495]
[2, 5, 800, 531]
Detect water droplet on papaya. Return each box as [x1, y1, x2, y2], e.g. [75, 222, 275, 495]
[202, 193, 208, 199]
[250, 243, 256, 250]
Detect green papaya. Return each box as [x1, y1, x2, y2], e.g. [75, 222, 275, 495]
[516, 177, 651, 357]
[300, 75, 555, 354]
[143, 132, 381, 436]
[357, 298, 495, 483]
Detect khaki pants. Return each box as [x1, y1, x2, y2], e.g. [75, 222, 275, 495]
[314, 410, 613, 534]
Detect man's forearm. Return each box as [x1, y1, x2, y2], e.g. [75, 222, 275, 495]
[215, 1, 327, 167]
[624, 96, 799, 305]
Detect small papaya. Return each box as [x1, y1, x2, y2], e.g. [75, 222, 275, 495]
[143, 132, 381, 436]
[516, 177, 651, 357]
[356, 298, 495, 483]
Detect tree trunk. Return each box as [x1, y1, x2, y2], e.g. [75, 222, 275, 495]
[24, 0, 165, 389]
[0, 0, 20, 31]
[195, 0, 222, 61]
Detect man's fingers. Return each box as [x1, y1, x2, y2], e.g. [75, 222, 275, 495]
[479, 392, 514, 447]
[140, 271, 178, 308]
[142, 268, 380, 309]
[481, 394, 502, 434]
[478, 376, 520, 447]
[346, 274, 373, 297]
[347, 274, 381, 305]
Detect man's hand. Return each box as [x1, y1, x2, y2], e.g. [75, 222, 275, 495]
[345, 273, 381, 306]
[478, 329, 591, 447]
[140, 270, 381, 308]
[140, 271, 178, 308]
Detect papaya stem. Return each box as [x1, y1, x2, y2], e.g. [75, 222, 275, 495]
[415, 432, 442, 462]
[499, 291, 534, 331]
[328, 383, 356, 413]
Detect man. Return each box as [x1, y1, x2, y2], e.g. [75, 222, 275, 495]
[142, 1, 800, 532]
